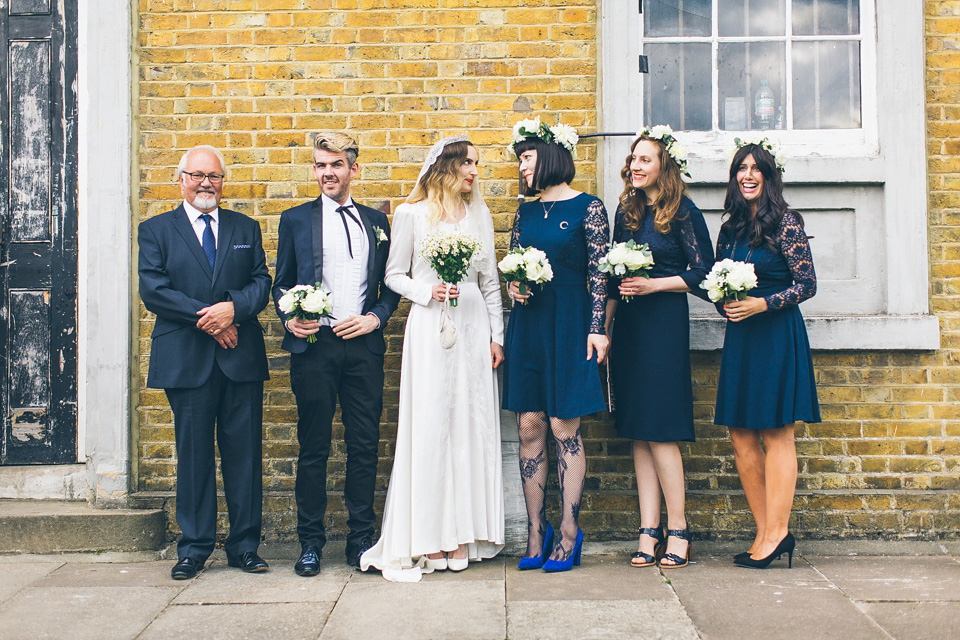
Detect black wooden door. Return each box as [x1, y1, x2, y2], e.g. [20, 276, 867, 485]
[0, 0, 78, 464]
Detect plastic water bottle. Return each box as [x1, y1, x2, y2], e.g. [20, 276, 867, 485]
[754, 79, 775, 130]
[776, 106, 784, 130]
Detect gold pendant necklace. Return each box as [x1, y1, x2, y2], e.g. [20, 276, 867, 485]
[542, 199, 557, 219]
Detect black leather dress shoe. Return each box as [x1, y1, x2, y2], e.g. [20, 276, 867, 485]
[226, 551, 269, 573]
[295, 545, 321, 577]
[346, 539, 372, 570]
[171, 557, 204, 580]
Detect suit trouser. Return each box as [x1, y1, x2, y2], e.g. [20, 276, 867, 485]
[291, 326, 384, 553]
[166, 364, 264, 562]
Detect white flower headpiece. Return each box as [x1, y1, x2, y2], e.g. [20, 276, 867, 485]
[635, 125, 690, 178]
[510, 117, 579, 153]
[733, 136, 786, 174]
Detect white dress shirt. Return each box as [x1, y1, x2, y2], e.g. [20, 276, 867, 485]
[320, 193, 369, 325]
[183, 199, 219, 248]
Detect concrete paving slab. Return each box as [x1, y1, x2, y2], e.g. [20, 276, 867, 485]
[322, 577, 505, 640]
[140, 602, 332, 640]
[173, 560, 353, 604]
[0, 562, 61, 604]
[809, 556, 960, 602]
[506, 599, 698, 640]
[40, 561, 179, 588]
[859, 602, 960, 640]
[667, 556, 889, 640]
[506, 555, 675, 601]
[0, 586, 179, 640]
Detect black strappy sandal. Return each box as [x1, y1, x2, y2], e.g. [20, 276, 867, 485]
[659, 527, 692, 569]
[630, 525, 665, 568]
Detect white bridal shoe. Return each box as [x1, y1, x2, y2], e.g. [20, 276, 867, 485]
[423, 556, 447, 571]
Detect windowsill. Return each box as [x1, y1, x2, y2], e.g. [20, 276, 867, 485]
[689, 314, 941, 351]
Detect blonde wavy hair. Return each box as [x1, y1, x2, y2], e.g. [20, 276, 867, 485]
[407, 140, 474, 225]
[619, 136, 687, 233]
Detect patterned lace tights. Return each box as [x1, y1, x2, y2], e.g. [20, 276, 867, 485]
[517, 412, 585, 562]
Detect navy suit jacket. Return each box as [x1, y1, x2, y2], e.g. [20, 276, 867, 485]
[138, 205, 272, 389]
[272, 197, 400, 355]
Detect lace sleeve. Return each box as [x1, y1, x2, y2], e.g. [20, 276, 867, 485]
[676, 200, 715, 301]
[764, 211, 817, 310]
[584, 198, 610, 334]
[510, 204, 522, 250]
[607, 205, 625, 300]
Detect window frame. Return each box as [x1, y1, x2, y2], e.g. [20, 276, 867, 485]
[638, 0, 876, 148]
[598, 0, 939, 350]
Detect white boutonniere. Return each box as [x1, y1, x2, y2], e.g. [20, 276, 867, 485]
[373, 226, 388, 248]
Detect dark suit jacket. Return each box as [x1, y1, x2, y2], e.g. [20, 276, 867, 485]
[272, 197, 400, 355]
[138, 205, 272, 389]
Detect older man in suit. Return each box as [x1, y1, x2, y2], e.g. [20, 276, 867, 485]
[139, 145, 272, 580]
[273, 132, 400, 576]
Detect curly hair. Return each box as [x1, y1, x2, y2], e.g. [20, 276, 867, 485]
[618, 136, 687, 234]
[721, 143, 804, 251]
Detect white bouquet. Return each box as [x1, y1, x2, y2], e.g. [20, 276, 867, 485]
[278, 282, 333, 343]
[700, 259, 758, 303]
[498, 246, 554, 303]
[597, 239, 655, 301]
[418, 230, 482, 307]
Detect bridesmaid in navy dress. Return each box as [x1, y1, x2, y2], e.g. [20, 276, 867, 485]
[604, 130, 714, 569]
[502, 120, 609, 572]
[715, 141, 820, 569]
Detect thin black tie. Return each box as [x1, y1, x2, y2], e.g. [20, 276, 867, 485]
[337, 205, 362, 259]
[200, 213, 216, 270]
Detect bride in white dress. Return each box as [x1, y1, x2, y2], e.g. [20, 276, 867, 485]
[360, 135, 505, 582]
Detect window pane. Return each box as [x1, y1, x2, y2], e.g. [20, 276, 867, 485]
[718, 42, 786, 130]
[645, 0, 711, 37]
[793, 0, 860, 36]
[793, 41, 861, 129]
[718, 0, 785, 37]
[644, 43, 712, 131]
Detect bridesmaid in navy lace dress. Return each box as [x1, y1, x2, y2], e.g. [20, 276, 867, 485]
[502, 120, 609, 572]
[604, 130, 714, 570]
[715, 142, 820, 570]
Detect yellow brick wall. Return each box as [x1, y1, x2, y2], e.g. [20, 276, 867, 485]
[133, 1, 960, 541]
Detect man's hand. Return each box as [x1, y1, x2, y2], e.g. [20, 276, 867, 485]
[333, 314, 379, 340]
[196, 301, 235, 335]
[285, 316, 321, 339]
[214, 324, 239, 349]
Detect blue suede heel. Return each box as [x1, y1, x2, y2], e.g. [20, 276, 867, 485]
[517, 522, 554, 570]
[542, 528, 583, 572]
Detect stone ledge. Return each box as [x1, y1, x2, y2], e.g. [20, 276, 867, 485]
[690, 314, 941, 350]
[0, 500, 166, 553]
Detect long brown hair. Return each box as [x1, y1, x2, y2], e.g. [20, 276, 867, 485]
[407, 140, 474, 225]
[618, 136, 687, 233]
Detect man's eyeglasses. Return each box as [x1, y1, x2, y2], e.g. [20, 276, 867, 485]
[182, 171, 224, 185]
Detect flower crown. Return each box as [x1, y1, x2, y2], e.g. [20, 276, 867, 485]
[511, 116, 579, 153]
[635, 125, 690, 178]
[733, 136, 786, 174]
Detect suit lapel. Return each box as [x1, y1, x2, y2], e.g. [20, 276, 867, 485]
[172, 206, 214, 279]
[310, 197, 324, 285]
[212, 209, 236, 284]
[356, 205, 378, 292]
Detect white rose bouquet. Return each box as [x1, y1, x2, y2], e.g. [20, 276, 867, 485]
[700, 259, 758, 303]
[498, 246, 554, 303]
[597, 240, 655, 302]
[277, 282, 334, 343]
[418, 230, 482, 307]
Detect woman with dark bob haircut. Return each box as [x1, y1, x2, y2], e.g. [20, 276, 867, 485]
[714, 140, 820, 570]
[502, 118, 609, 572]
